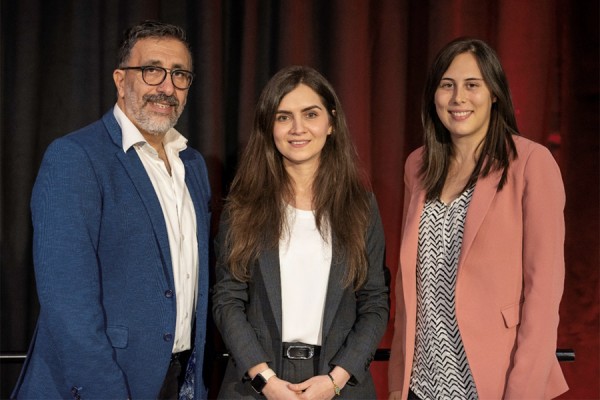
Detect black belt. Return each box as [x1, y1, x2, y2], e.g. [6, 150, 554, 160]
[282, 342, 321, 360]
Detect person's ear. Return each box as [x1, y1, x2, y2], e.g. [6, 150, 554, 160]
[113, 69, 126, 98]
[328, 109, 337, 135]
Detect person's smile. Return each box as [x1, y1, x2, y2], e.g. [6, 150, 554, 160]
[447, 109, 473, 120]
[288, 138, 311, 147]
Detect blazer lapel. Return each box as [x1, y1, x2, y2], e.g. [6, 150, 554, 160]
[400, 187, 425, 328]
[259, 249, 283, 336]
[321, 236, 346, 339]
[259, 235, 344, 341]
[458, 169, 502, 270]
[183, 157, 211, 304]
[103, 112, 174, 287]
[117, 150, 174, 286]
[182, 157, 209, 243]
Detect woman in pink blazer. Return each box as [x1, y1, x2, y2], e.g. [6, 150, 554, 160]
[388, 38, 569, 399]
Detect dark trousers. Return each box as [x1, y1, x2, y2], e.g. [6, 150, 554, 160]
[280, 354, 320, 383]
[158, 350, 191, 400]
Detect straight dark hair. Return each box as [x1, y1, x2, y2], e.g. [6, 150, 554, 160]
[224, 66, 371, 289]
[420, 37, 518, 200]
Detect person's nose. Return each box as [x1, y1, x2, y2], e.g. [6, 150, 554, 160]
[290, 116, 305, 134]
[156, 73, 176, 95]
[452, 86, 467, 104]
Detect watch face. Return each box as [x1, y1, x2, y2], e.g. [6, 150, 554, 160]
[250, 373, 267, 394]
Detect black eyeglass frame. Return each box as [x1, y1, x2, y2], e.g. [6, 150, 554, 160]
[119, 66, 195, 90]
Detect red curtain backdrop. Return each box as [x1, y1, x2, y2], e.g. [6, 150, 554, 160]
[1, 0, 597, 398]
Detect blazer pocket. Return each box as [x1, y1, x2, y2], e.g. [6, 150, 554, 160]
[106, 325, 129, 348]
[501, 302, 523, 328]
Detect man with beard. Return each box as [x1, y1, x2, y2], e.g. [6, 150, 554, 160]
[12, 21, 211, 400]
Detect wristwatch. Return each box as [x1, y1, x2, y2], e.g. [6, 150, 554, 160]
[250, 368, 276, 394]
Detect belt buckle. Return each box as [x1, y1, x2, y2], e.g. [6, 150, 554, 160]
[286, 345, 314, 360]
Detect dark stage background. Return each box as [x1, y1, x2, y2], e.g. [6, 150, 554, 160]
[1, 0, 598, 398]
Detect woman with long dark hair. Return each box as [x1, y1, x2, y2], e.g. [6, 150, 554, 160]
[213, 65, 388, 399]
[388, 38, 568, 399]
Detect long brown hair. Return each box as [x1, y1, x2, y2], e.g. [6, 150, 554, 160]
[223, 66, 371, 289]
[420, 37, 519, 200]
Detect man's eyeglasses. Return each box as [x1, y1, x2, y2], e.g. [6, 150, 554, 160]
[119, 66, 195, 90]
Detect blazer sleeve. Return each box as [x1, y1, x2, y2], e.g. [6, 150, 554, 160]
[30, 138, 129, 398]
[504, 145, 566, 398]
[329, 195, 390, 383]
[211, 218, 272, 380]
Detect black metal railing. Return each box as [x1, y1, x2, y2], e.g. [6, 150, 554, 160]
[372, 348, 575, 362]
[1, 348, 576, 363]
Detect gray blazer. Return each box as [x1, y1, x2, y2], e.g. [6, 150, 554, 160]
[212, 196, 389, 399]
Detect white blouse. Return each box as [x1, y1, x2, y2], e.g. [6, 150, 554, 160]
[279, 205, 332, 345]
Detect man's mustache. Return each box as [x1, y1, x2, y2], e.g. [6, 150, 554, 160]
[143, 93, 179, 107]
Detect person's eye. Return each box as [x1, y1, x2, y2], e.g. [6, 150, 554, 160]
[305, 111, 318, 119]
[145, 67, 161, 75]
[439, 82, 453, 89]
[276, 114, 290, 122]
[172, 70, 186, 78]
[466, 82, 480, 89]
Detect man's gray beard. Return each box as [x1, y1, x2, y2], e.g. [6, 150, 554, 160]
[134, 109, 182, 135]
[125, 91, 184, 135]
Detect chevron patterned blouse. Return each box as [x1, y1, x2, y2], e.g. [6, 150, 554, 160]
[409, 186, 478, 400]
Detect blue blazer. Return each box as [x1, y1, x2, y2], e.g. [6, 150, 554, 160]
[12, 110, 211, 399]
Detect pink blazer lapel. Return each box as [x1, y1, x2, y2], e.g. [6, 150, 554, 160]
[458, 169, 503, 270]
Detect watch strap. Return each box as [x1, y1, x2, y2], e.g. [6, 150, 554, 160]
[260, 368, 276, 382]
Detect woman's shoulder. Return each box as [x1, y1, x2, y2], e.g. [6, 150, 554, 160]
[511, 135, 559, 168]
[403, 146, 425, 179]
[508, 136, 563, 194]
[406, 146, 425, 164]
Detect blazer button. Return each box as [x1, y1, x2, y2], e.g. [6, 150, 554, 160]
[163, 333, 173, 342]
[165, 290, 173, 298]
